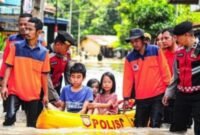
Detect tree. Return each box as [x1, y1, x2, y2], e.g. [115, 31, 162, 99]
[47, 0, 200, 51]
[114, 0, 176, 49]
[47, 0, 121, 40]
[175, 5, 200, 24]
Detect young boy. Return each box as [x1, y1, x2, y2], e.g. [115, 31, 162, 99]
[58, 63, 93, 114]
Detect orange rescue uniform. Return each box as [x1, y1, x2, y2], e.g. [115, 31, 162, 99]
[6, 40, 50, 101]
[123, 45, 171, 100]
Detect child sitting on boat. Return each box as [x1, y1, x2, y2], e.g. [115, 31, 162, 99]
[57, 63, 93, 114]
[87, 72, 118, 115]
[87, 78, 100, 99]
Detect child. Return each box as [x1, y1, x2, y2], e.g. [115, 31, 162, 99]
[59, 63, 93, 114]
[87, 78, 100, 99]
[87, 72, 118, 115]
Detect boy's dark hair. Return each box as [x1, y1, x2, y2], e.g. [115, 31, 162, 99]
[70, 63, 86, 78]
[19, 13, 32, 18]
[28, 17, 43, 31]
[87, 78, 100, 88]
[100, 72, 116, 94]
[162, 28, 174, 36]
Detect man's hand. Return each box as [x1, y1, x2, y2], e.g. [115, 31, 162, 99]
[162, 96, 169, 106]
[122, 99, 129, 111]
[53, 100, 63, 107]
[43, 95, 49, 107]
[87, 103, 97, 109]
[0, 78, 3, 87]
[1, 86, 8, 100]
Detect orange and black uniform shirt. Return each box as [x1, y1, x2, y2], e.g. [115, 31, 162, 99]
[0, 34, 45, 79]
[6, 40, 50, 101]
[123, 45, 171, 100]
[0, 34, 24, 79]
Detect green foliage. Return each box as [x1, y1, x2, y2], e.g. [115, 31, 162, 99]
[46, 0, 200, 50]
[0, 33, 5, 51]
[176, 5, 200, 23]
[75, 0, 121, 38]
[47, 0, 121, 40]
[114, 0, 176, 48]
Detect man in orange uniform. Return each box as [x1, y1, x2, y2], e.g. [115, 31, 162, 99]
[0, 18, 50, 127]
[0, 14, 32, 79]
[0, 13, 32, 115]
[123, 28, 171, 127]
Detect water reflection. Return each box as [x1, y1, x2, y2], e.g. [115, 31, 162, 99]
[0, 126, 193, 135]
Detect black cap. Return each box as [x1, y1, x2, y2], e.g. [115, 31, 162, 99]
[55, 31, 76, 46]
[173, 21, 193, 35]
[125, 28, 144, 42]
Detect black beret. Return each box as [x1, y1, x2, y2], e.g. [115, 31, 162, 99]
[55, 31, 76, 46]
[173, 21, 193, 35]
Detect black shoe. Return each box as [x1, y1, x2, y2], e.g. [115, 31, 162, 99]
[3, 119, 15, 126]
[3, 122, 14, 126]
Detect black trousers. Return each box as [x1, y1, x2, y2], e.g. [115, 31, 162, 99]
[3, 99, 8, 112]
[3, 95, 39, 127]
[163, 99, 175, 124]
[170, 91, 200, 135]
[134, 94, 164, 128]
[54, 77, 63, 96]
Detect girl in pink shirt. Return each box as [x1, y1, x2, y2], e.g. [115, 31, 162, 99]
[87, 72, 118, 115]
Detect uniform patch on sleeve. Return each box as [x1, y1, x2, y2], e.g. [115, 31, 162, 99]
[133, 64, 139, 71]
[177, 53, 184, 57]
[50, 61, 57, 65]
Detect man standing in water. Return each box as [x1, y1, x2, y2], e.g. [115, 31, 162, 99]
[0, 13, 32, 112]
[123, 28, 171, 127]
[163, 21, 200, 135]
[0, 18, 49, 127]
[0, 14, 32, 79]
[161, 28, 177, 125]
[162, 28, 177, 75]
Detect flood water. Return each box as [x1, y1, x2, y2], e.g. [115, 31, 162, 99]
[0, 58, 194, 135]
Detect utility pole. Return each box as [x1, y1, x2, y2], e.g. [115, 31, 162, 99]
[77, 17, 81, 54]
[54, 0, 58, 38]
[20, 0, 24, 14]
[32, 0, 45, 21]
[68, 0, 73, 34]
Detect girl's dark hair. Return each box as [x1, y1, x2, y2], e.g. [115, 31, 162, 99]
[87, 78, 100, 88]
[70, 63, 86, 78]
[99, 72, 116, 94]
[156, 30, 163, 37]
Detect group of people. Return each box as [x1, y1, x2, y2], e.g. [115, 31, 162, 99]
[123, 21, 200, 134]
[0, 12, 199, 135]
[56, 64, 118, 115]
[0, 14, 119, 128]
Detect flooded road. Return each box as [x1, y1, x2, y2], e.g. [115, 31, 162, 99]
[0, 58, 194, 135]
